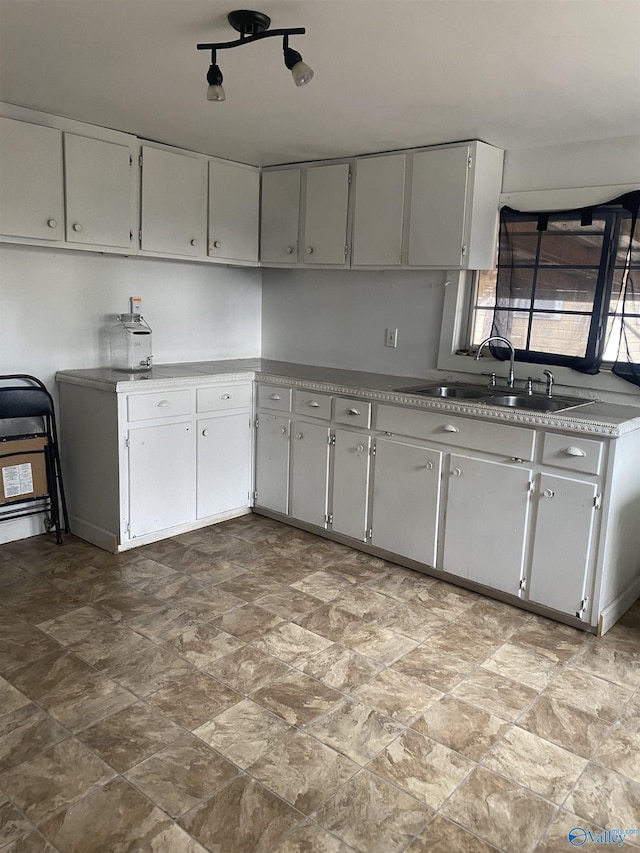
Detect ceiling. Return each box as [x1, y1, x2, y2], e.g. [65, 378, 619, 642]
[1, 0, 639, 167]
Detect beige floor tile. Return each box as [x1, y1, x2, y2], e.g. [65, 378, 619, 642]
[179, 775, 302, 853]
[272, 821, 353, 852]
[376, 600, 449, 641]
[369, 729, 474, 808]
[518, 695, 612, 758]
[412, 695, 509, 760]
[216, 573, 287, 602]
[441, 766, 557, 853]
[483, 725, 587, 803]
[304, 697, 404, 765]
[248, 731, 358, 814]
[565, 762, 640, 829]
[301, 643, 380, 692]
[481, 642, 559, 691]
[0, 795, 33, 849]
[392, 645, 476, 692]
[91, 587, 167, 623]
[291, 571, 354, 603]
[354, 668, 442, 724]
[0, 621, 67, 678]
[193, 698, 293, 768]
[0, 676, 29, 717]
[37, 605, 114, 646]
[76, 701, 183, 773]
[596, 623, 640, 660]
[1, 828, 58, 852]
[544, 667, 634, 722]
[407, 815, 500, 852]
[67, 621, 155, 672]
[423, 623, 501, 664]
[146, 671, 242, 729]
[0, 737, 115, 824]
[209, 603, 285, 640]
[125, 733, 238, 817]
[463, 598, 530, 640]
[341, 622, 419, 664]
[0, 704, 68, 773]
[595, 725, 640, 784]
[619, 691, 640, 732]
[314, 770, 431, 853]
[535, 810, 612, 853]
[204, 644, 291, 693]
[251, 621, 333, 665]
[570, 643, 640, 688]
[255, 587, 324, 621]
[450, 670, 538, 721]
[252, 670, 342, 726]
[106, 644, 194, 697]
[126, 604, 203, 644]
[330, 587, 393, 621]
[293, 604, 366, 642]
[509, 620, 587, 663]
[162, 622, 243, 667]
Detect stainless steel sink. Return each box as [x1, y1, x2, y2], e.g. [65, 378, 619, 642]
[487, 394, 592, 413]
[395, 383, 491, 399]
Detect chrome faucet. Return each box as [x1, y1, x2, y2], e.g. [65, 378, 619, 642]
[543, 369, 554, 398]
[475, 336, 516, 389]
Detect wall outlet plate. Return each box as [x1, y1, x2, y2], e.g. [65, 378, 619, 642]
[130, 297, 142, 315]
[385, 327, 398, 348]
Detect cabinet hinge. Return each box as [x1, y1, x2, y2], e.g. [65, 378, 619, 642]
[367, 527, 373, 541]
[138, 229, 142, 242]
[576, 597, 589, 619]
[371, 443, 376, 456]
[329, 433, 336, 446]
[461, 244, 467, 257]
[139, 153, 143, 167]
[126, 522, 131, 535]
[253, 490, 258, 501]
[130, 231, 133, 242]
[129, 155, 133, 166]
[125, 437, 130, 449]
[325, 513, 333, 525]
[528, 480, 534, 493]
[468, 155, 473, 169]
[519, 578, 527, 592]
[594, 493, 602, 509]
[255, 417, 259, 428]
[344, 244, 349, 256]
[348, 172, 352, 184]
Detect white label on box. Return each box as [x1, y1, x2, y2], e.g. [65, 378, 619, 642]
[2, 463, 34, 498]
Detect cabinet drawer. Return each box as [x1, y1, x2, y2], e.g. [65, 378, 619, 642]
[127, 389, 192, 422]
[293, 390, 332, 420]
[334, 398, 372, 428]
[377, 405, 535, 460]
[197, 383, 251, 413]
[257, 384, 292, 412]
[542, 433, 604, 476]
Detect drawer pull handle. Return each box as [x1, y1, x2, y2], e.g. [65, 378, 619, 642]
[156, 400, 171, 407]
[296, 432, 303, 440]
[202, 429, 209, 436]
[269, 394, 281, 401]
[543, 488, 555, 499]
[221, 394, 232, 400]
[357, 444, 365, 453]
[443, 424, 459, 433]
[425, 461, 434, 470]
[452, 467, 462, 477]
[308, 401, 320, 408]
[346, 408, 361, 416]
[511, 457, 523, 463]
[562, 446, 587, 457]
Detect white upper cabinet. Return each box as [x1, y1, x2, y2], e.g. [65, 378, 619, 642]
[303, 163, 351, 265]
[141, 145, 206, 257]
[352, 153, 405, 266]
[408, 141, 503, 269]
[260, 168, 300, 264]
[64, 134, 133, 249]
[208, 160, 259, 263]
[0, 117, 63, 241]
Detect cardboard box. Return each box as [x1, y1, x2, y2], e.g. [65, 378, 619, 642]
[0, 436, 49, 505]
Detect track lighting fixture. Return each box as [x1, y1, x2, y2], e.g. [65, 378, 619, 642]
[197, 9, 314, 101]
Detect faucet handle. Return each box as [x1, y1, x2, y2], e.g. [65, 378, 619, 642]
[542, 369, 554, 398]
[525, 377, 534, 395]
[481, 372, 497, 387]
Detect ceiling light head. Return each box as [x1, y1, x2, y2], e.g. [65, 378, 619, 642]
[206, 61, 225, 102]
[283, 45, 314, 87]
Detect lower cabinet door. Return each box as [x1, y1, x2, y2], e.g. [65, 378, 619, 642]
[528, 473, 598, 617]
[371, 439, 442, 565]
[197, 412, 251, 519]
[331, 429, 371, 542]
[290, 420, 330, 527]
[255, 413, 290, 514]
[442, 454, 532, 595]
[127, 422, 194, 538]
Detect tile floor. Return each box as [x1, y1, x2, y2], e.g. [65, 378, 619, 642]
[1, 513, 639, 853]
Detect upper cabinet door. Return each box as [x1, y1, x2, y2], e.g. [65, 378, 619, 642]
[208, 160, 259, 263]
[260, 169, 300, 264]
[0, 117, 63, 241]
[141, 145, 206, 257]
[303, 163, 350, 265]
[352, 154, 405, 266]
[408, 145, 470, 268]
[64, 134, 133, 249]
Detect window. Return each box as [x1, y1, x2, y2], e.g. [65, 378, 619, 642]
[470, 206, 640, 373]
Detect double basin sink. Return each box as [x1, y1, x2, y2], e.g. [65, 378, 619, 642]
[395, 383, 593, 413]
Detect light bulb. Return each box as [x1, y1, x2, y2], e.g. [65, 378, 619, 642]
[207, 84, 226, 101]
[291, 60, 314, 87]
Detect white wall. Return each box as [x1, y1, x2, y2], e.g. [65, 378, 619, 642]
[0, 245, 262, 396]
[262, 268, 446, 377]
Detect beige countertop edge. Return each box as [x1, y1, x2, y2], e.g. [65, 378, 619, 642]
[55, 362, 640, 437]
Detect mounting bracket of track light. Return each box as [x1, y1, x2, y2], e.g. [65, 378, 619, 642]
[197, 9, 314, 101]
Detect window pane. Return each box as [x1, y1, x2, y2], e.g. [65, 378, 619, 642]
[538, 232, 605, 266]
[496, 269, 534, 309]
[471, 308, 494, 347]
[491, 309, 530, 350]
[529, 314, 591, 358]
[615, 218, 640, 267]
[475, 270, 497, 307]
[509, 233, 538, 264]
[534, 269, 599, 310]
[609, 270, 640, 314]
[547, 218, 607, 234]
[604, 315, 640, 362]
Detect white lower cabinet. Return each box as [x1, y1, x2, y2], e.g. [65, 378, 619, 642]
[528, 473, 598, 617]
[290, 420, 330, 527]
[255, 413, 290, 515]
[371, 438, 442, 565]
[127, 421, 194, 538]
[331, 429, 371, 542]
[441, 454, 532, 595]
[197, 412, 251, 520]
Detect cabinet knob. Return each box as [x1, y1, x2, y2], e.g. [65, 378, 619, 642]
[213, 240, 221, 248]
[280, 427, 287, 435]
[221, 394, 231, 400]
[562, 446, 587, 457]
[47, 218, 58, 228]
[286, 246, 294, 254]
[72, 222, 83, 232]
[452, 467, 462, 477]
[425, 461, 434, 470]
[306, 246, 314, 254]
[202, 429, 209, 436]
[296, 432, 303, 440]
[443, 424, 459, 433]
[357, 444, 365, 453]
[543, 488, 555, 499]
[191, 238, 198, 247]
[346, 408, 361, 417]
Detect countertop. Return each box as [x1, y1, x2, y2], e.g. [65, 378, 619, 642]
[56, 359, 640, 437]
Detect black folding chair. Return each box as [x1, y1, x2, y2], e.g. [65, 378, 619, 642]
[0, 375, 70, 544]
